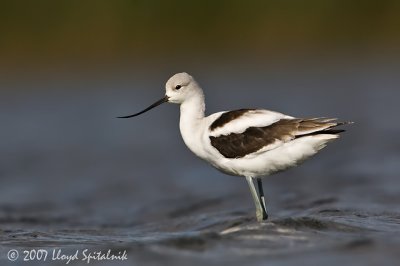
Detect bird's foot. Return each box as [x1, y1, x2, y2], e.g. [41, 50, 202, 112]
[256, 208, 268, 222]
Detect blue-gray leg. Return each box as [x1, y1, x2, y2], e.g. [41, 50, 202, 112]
[245, 176, 268, 222]
[256, 178, 268, 220]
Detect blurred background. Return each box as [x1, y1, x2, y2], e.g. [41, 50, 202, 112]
[1, 1, 399, 74]
[0, 1, 399, 265]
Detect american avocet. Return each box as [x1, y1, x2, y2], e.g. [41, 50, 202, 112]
[118, 72, 352, 222]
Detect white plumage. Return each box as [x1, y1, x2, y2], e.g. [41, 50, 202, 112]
[118, 72, 351, 222]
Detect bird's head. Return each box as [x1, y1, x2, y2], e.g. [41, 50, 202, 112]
[117, 72, 201, 118]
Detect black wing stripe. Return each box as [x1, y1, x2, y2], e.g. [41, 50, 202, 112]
[210, 118, 345, 159]
[209, 109, 255, 131]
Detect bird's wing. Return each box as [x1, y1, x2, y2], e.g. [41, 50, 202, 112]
[209, 110, 345, 159]
[208, 109, 291, 137]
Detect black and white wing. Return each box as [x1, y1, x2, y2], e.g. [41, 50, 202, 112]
[208, 109, 346, 159]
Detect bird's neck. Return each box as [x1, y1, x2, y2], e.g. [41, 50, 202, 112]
[180, 92, 205, 120]
[179, 93, 206, 157]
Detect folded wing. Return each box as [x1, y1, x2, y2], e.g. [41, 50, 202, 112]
[209, 111, 348, 159]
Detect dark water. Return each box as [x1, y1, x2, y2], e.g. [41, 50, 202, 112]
[0, 62, 399, 265]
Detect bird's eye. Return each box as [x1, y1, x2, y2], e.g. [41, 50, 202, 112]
[175, 85, 182, 90]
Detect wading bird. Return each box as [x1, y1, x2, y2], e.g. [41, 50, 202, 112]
[118, 73, 351, 222]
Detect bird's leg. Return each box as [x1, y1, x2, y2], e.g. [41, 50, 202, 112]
[245, 176, 267, 222]
[256, 178, 268, 220]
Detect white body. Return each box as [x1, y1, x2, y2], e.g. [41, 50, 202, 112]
[180, 104, 337, 178]
[168, 73, 338, 178]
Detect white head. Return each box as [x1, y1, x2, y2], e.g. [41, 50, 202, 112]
[117, 72, 203, 118]
[165, 72, 203, 104]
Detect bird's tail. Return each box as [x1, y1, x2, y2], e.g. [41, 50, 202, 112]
[296, 118, 353, 137]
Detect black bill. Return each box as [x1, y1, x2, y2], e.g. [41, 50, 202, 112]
[117, 95, 169, 118]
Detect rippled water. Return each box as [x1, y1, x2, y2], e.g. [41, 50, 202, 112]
[0, 63, 399, 265]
